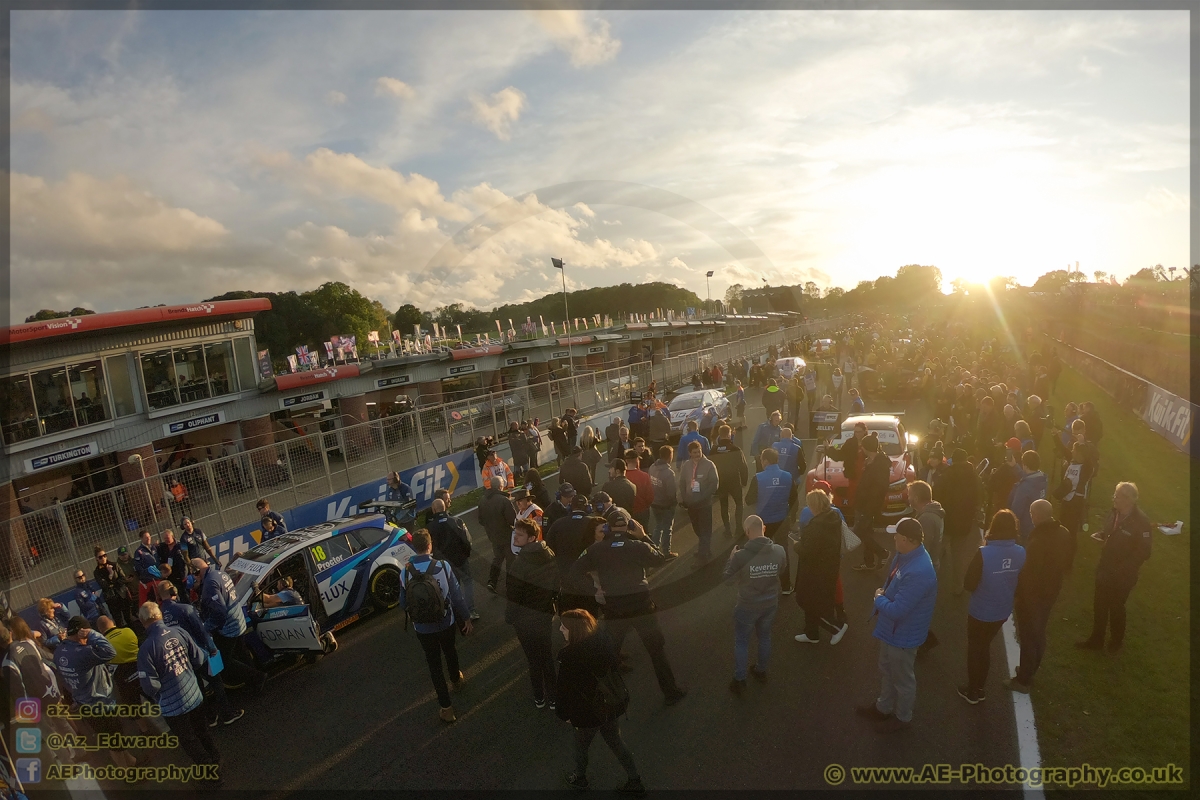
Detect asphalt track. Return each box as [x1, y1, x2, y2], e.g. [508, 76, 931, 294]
[103, 392, 1023, 794]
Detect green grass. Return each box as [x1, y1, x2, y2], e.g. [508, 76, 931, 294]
[1033, 365, 1191, 790]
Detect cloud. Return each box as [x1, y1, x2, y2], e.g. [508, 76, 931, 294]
[325, 90, 347, 105]
[1078, 55, 1102, 78]
[532, 10, 621, 67]
[468, 86, 527, 141]
[375, 76, 416, 100]
[11, 171, 228, 259]
[572, 202, 595, 217]
[1135, 186, 1188, 215]
[12, 107, 55, 134]
[601, 219, 621, 226]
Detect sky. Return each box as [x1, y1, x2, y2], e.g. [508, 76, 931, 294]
[8, 9, 1190, 320]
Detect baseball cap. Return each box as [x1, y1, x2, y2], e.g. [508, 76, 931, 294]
[559, 482, 576, 496]
[117, 546, 128, 555]
[592, 491, 611, 505]
[606, 508, 630, 529]
[1005, 437, 1022, 453]
[570, 495, 590, 510]
[811, 480, 833, 495]
[66, 616, 92, 636]
[888, 517, 924, 543]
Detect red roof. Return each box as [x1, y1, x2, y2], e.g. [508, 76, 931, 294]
[448, 345, 504, 361]
[1, 299, 273, 346]
[274, 364, 361, 392]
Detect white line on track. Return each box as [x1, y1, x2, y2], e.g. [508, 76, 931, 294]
[1002, 617, 1044, 800]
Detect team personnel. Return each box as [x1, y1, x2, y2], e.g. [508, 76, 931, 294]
[711, 425, 749, 539]
[750, 411, 784, 469]
[960, 510, 1026, 704]
[771, 426, 807, 521]
[1076, 482, 1152, 654]
[400, 529, 474, 723]
[546, 497, 601, 616]
[857, 518, 937, 733]
[744, 448, 794, 594]
[675, 420, 710, 464]
[54, 616, 137, 768]
[677, 440, 719, 567]
[568, 509, 688, 705]
[256, 499, 287, 539]
[193, 559, 268, 692]
[158, 582, 244, 726]
[723, 515, 786, 694]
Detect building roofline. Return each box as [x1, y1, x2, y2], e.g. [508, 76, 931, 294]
[1, 299, 273, 347]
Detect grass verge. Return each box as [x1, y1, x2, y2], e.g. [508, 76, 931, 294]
[1034, 365, 1191, 787]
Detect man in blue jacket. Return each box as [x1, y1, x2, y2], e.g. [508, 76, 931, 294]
[856, 518, 937, 733]
[55, 616, 137, 768]
[675, 420, 710, 465]
[744, 448, 795, 594]
[158, 582, 244, 726]
[137, 602, 221, 775]
[1007, 450, 1047, 543]
[750, 411, 784, 470]
[193, 559, 267, 693]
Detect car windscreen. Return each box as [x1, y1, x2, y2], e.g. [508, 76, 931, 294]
[833, 427, 905, 457]
[670, 395, 703, 411]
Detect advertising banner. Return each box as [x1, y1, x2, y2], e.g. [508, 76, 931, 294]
[1142, 383, 1197, 456]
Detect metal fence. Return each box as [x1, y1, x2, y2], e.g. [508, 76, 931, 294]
[0, 318, 841, 611]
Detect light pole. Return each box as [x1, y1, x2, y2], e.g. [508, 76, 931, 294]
[551, 258, 576, 406]
[127, 453, 158, 524]
[705, 270, 714, 314]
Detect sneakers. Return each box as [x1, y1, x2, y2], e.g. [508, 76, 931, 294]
[663, 686, 688, 706]
[729, 678, 746, 695]
[549, 700, 557, 711]
[618, 777, 647, 797]
[855, 702, 891, 721]
[566, 773, 589, 790]
[1002, 677, 1031, 694]
[750, 666, 768, 683]
[207, 716, 219, 728]
[487, 582, 497, 594]
[875, 716, 911, 734]
[469, 610, 481, 621]
[794, 633, 819, 644]
[852, 563, 876, 572]
[221, 709, 246, 726]
[450, 670, 465, 691]
[957, 685, 985, 705]
[534, 697, 547, 709]
[780, 587, 794, 596]
[439, 706, 457, 723]
[1074, 639, 1104, 651]
[830, 623, 849, 646]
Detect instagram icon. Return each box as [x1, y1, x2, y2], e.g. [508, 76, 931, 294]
[15, 698, 40, 724]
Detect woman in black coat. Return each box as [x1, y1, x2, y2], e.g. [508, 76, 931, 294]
[556, 609, 644, 794]
[506, 519, 560, 709]
[522, 469, 552, 511]
[794, 491, 847, 644]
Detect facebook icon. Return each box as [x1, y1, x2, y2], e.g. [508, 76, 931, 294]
[16, 758, 40, 783]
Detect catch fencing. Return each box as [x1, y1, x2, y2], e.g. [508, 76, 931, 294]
[1, 317, 845, 610]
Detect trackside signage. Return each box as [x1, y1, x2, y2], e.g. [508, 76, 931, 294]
[25, 442, 99, 474]
[1142, 383, 1196, 456]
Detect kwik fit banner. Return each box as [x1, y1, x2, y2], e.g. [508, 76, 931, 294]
[205, 448, 481, 566]
[1142, 383, 1196, 457]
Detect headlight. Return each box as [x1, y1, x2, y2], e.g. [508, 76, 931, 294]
[906, 432, 919, 445]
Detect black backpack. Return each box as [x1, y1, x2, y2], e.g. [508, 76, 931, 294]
[593, 665, 630, 719]
[404, 562, 447, 626]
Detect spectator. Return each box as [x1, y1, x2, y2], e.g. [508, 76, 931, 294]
[677, 440, 719, 567]
[989, 440, 1023, 516]
[1054, 440, 1094, 569]
[399, 529, 473, 723]
[761, 378, 785, 419]
[823, 420, 868, 506]
[647, 446, 679, 557]
[94, 547, 133, 628]
[427, 499, 478, 621]
[848, 387, 865, 414]
[546, 500, 602, 617]
[959, 510, 1026, 704]
[1079, 401, 1104, 445]
[724, 515, 786, 693]
[851, 434, 892, 571]
[734, 380, 747, 428]
[508, 421, 532, 475]
[1007, 500, 1072, 693]
[544, 481, 575, 531]
[506, 518, 559, 710]
[744, 448, 794, 594]
[554, 447, 591, 500]
[910, 479, 945, 656]
[1008, 450, 1048, 543]
[647, 409, 671, 454]
[1076, 482, 1151, 655]
[568, 510, 687, 705]
[1013, 420, 1035, 455]
[623, 452, 655, 532]
[580, 426, 604, 479]
[792, 491, 847, 645]
[523, 468, 553, 511]
[856, 517, 937, 733]
[556, 609, 644, 795]
[478, 483, 517, 593]
[137, 602, 222, 775]
[601, 459, 638, 519]
[605, 417, 624, 458]
[711, 425, 749, 539]
[675, 420, 711, 466]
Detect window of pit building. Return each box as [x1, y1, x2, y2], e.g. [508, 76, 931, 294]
[31, 366, 78, 436]
[141, 349, 180, 410]
[67, 361, 111, 427]
[174, 345, 211, 404]
[204, 341, 238, 397]
[1, 374, 39, 445]
[232, 336, 258, 391]
[105, 354, 139, 418]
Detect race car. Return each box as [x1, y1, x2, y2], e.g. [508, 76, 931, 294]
[809, 338, 835, 357]
[224, 514, 417, 659]
[806, 414, 917, 522]
[667, 389, 731, 440]
[775, 356, 807, 381]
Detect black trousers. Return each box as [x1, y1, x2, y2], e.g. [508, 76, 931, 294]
[213, 633, 265, 688]
[574, 719, 639, 779]
[202, 670, 236, 723]
[966, 615, 1006, 692]
[1015, 596, 1055, 684]
[488, 535, 513, 587]
[717, 489, 744, 533]
[513, 617, 557, 703]
[164, 705, 220, 766]
[800, 592, 840, 640]
[604, 608, 682, 698]
[764, 520, 791, 592]
[417, 625, 461, 708]
[1088, 578, 1135, 647]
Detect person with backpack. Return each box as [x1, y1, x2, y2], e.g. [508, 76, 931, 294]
[427, 499, 479, 621]
[400, 529, 473, 723]
[556, 609, 645, 796]
[506, 518, 560, 709]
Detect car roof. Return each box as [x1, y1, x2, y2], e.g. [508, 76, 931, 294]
[841, 414, 902, 429]
[234, 513, 390, 567]
[672, 390, 711, 401]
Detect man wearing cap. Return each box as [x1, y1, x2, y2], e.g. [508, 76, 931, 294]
[678, 440, 720, 568]
[601, 459, 638, 519]
[569, 509, 688, 705]
[55, 615, 137, 767]
[544, 482, 575, 530]
[482, 449, 515, 491]
[546, 495, 599, 616]
[560, 447, 594, 499]
[158, 582, 245, 726]
[856, 517, 937, 733]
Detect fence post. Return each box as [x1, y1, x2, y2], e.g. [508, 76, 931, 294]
[319, 435, 336, 496]
[378, 421, 392, 475]
[52, 502, 83, 572]
[203, 460, 229, 532]
[413, 409, 427, 463]
[335, 429, 353, 489]
[283, 446, 301, 507]
[246, 452, 262, 507]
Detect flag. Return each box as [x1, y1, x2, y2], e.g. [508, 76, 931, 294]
[551, 258, 564, 269]
[432, 322, 440, 339]
[257, 349, 273, 380]
[392, 330, 401, 344]
[456, 324, 462, 341]
[551, 322, 557, 335]
[287, 355, 298, 372]
[495, 320, 503, 335]
[424, 334, 432, 350]
[308, 352, 319, 368]
[368, 331, 379, 343]
[324, 341, 334, 359]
